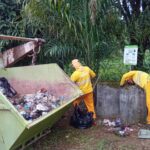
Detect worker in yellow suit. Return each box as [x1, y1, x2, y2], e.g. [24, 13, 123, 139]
[71, 59, 96, 119]
[120, 70, 150, 124]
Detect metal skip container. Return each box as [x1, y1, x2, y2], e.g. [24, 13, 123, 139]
[0, 64, 82, 150]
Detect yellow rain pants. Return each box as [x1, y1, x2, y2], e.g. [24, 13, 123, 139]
[145, 82, 150, 124]
[120, 70, 150, 124]
[73, 92, 96, 119]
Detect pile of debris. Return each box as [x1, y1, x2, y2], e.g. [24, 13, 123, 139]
[102, 118, 133, 137]
[0, 77, 65, 122]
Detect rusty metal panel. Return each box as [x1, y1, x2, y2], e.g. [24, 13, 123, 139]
[0, 35, 45, 67]
[0, 35, 45, 43]
[2, 41, 38, 67]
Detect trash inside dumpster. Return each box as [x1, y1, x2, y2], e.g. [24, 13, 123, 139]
[0, 64, 82, 150]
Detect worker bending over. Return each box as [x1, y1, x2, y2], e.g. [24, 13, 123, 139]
[120, 70, 150, 125]
[71, 59, 96, 119]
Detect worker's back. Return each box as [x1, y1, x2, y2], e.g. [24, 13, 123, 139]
[71, 66, 95, 94]
[132, 71, 150, 89]
[120, 70, 150, 89]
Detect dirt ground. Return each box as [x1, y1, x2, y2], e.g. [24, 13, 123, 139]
[26, 108, 150, 150]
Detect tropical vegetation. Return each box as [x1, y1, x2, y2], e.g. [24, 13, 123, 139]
[0, 0, 150, 80]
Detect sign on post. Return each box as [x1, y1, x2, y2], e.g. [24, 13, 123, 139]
[124, 45, 138, 65]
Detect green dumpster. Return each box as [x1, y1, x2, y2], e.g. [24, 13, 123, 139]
[0, 64, 82, 150]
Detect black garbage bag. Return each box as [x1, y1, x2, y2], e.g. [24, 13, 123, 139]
[0, 77, 17, 98]
[70, 105, 93, 129]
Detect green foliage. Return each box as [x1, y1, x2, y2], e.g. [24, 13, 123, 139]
[112, 0, 150, 69]
[23, 0, 125, 75]
[0, 0, 25, 51]
[1, 0, 149, 81]
[143, 49, 150, 72]
[100, 57, 130, 81]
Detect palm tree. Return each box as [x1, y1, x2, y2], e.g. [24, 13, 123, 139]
[113, 0, 150, 69]
[23, 0, 124, 74]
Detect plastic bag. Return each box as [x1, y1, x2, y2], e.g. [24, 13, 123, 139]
[70, 105, 93, 129]
[0, 77, 17, 97]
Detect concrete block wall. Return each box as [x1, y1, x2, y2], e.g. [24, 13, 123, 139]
[96, 84, 147, 124]
[96, 85, 120, 118]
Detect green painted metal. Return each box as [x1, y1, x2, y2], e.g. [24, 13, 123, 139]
[0, 64, 82, 150]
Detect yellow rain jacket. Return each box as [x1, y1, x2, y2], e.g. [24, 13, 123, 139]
[120, 70, 150, 124]
[120, 71, 150, 90]
[71, 66, 96, 94]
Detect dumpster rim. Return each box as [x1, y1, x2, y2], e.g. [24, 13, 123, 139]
[0, 92, 28, 127]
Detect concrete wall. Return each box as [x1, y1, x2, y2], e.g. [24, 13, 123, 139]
[96, 84, 147, 124]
